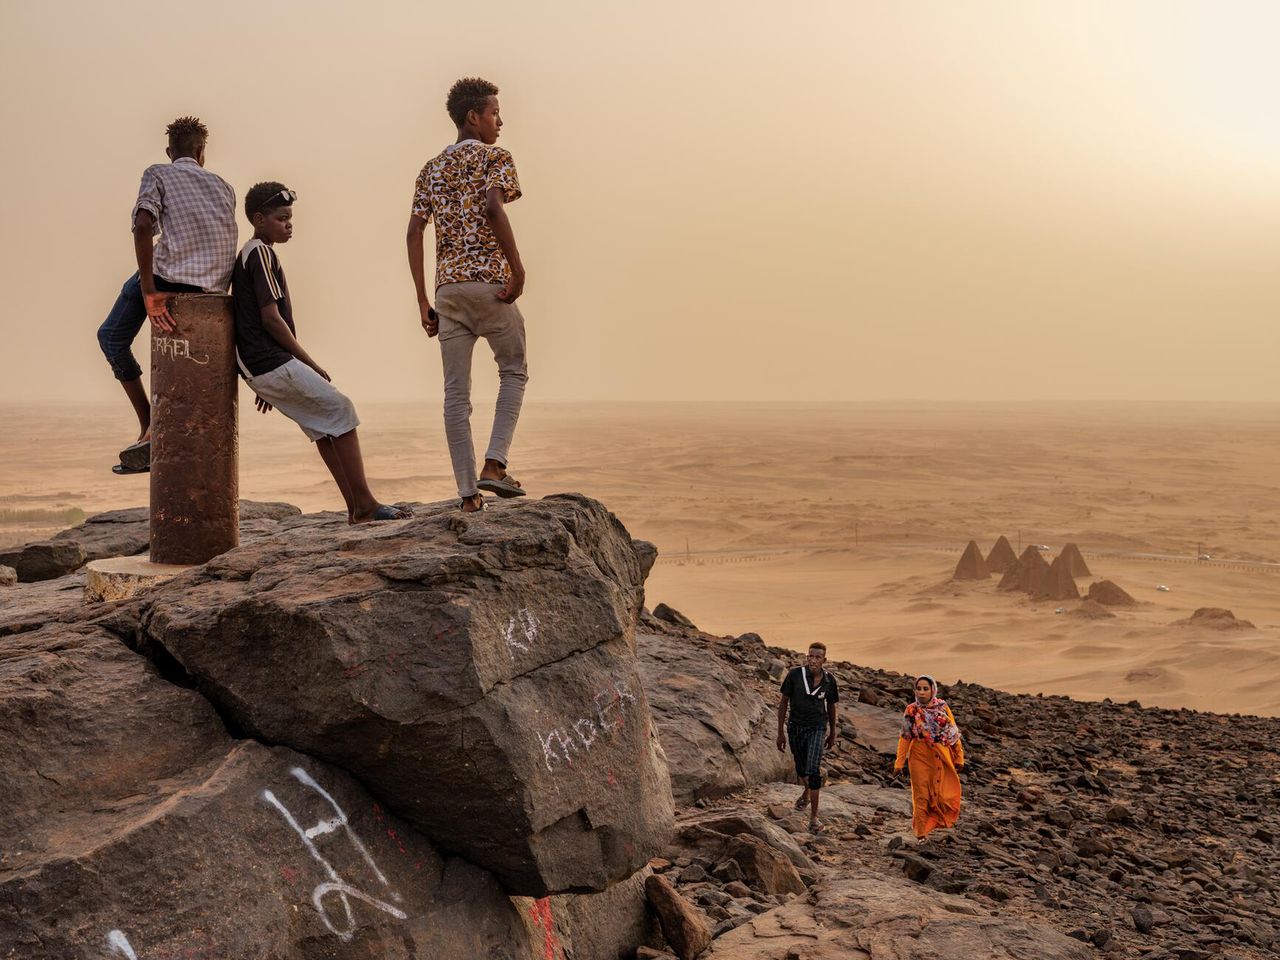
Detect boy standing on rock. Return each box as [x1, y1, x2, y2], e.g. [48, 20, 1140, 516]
[777, 642, 839, 833]
[232, 182, 409, 524]
[96, 116, 237, 473]
[406, 77, 529, 513]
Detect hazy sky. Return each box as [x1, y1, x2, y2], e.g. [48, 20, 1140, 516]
[2, 1, 1278, 404]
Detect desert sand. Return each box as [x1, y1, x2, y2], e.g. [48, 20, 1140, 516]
[4, 400, 1280, 715]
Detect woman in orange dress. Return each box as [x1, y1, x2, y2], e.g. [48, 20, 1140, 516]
[893, 675, 965, 841]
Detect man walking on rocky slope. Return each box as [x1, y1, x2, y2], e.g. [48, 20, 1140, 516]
[777, 642, 839, 832]
[406, 77, 529, 513]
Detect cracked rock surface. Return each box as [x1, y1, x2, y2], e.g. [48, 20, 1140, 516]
[9, 497, 1280, 958]
[0, 619, 535, 959]
[139, 493, 674, 896]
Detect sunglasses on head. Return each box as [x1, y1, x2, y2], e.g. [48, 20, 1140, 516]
[256, 188, 297, 212]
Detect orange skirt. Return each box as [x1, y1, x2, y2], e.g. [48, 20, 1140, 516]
[907, 742, 962, 838]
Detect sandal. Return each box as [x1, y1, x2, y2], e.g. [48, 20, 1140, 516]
[809, 818, 824, 834]
[118, 440, 151, 472]
[112, 463, 149, 476]
[476, 474, 526, 499]
[353, 504, 412, 524]
[460, 496, 487, 513]
[793, 792, 809, 811]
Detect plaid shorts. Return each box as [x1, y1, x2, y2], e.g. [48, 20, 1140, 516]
[788, 721, 826, 789]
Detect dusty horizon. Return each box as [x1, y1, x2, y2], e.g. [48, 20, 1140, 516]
[3, 2, 1280, 406]
[6, 400, 1280, 716]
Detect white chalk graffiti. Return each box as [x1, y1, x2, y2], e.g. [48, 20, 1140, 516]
[504, 608, 538, 656]
[106, 930, 138, 958]
[152, 336, 210, 365]
[262, 767, 407, 941]
[538, 680, 638, 772]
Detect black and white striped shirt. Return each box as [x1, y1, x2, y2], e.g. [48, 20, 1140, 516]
[231, 240, 294, 377]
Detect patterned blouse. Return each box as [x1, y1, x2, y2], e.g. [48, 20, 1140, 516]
[410, 141, 522, 288]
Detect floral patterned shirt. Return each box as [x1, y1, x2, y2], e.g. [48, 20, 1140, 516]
[410, 140, 522, 288]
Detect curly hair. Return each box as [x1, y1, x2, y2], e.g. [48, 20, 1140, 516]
[244, 181, 291, 220]
[446, 77, 499, 128]
[166, 116, 208, 156]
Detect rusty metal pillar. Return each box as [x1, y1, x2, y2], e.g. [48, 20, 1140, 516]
[150, 294, 239, 564]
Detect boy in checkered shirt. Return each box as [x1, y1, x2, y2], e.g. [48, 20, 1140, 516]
[95, 116, 237, 473]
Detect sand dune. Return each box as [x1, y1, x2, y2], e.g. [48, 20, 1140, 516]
[3, 400, 1280, 715]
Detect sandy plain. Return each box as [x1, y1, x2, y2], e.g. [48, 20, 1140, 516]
[4, 401, 1280, 716]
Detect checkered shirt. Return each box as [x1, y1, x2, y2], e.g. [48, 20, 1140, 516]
[132, 157, 238, 293]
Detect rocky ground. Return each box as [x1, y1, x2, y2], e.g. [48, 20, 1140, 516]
[640, 608, 1280, 960]
[2, 499, 1277, 959]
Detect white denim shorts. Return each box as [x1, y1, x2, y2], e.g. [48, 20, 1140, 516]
[244, 357, 360, 442]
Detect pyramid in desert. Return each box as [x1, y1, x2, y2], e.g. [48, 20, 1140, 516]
[997, 551, 1026, 591]
[1038, 552, 1081, 601]
[1058, 542, 1091, 577]
[952, 540, 990, 580]
[985, 535, 1018, 573]
[997, 558, 1024, 591]
[1086, 579, 1137, 607]
[999, 545, 1050, 595]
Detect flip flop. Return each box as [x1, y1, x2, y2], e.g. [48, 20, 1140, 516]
[476, 474, 526, 499]
[112, 463, 149, 476]
[118, 440, 151, 472]
[370, 504, 411, 522]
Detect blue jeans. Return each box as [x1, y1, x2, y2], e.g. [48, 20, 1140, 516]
[97, 273, 201, 381]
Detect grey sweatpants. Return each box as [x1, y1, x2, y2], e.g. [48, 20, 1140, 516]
[435, 281, 529, 498]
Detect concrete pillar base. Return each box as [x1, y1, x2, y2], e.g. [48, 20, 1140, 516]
[85, 556, 193, 603]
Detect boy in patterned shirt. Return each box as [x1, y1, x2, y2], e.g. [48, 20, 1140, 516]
[96, 116, 237, 473]
[406, 77, 528, 512]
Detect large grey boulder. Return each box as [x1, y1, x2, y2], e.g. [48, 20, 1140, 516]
[0, 574, 87, 636]
[141, 494, 674, 895]
[645, 873, 712, 960]
[514, 864, 658, 960]
[0, 623, 533, 959]
[639, 632, 790, 802]
[0, 539, 86, 582]
[0, 623, 228, 875]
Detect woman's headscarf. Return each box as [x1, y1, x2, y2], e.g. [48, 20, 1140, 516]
[901, 674, 960, 747]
